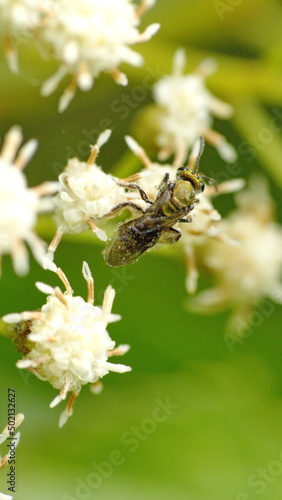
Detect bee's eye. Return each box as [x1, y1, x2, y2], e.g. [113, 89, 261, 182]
[176, 166, 187, 174]
[200, 181, 205, 192]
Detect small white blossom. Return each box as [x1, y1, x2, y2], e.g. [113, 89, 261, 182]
[0, 0, 53, 72]
[181, 179, 245, 293]
[3, 262, 131, 427]
[152, 49, 237, 165]
[189, 176, 282, 331]
[0, 0, 47, 31]
[124, 134, 177, 199]
[0, 126, 58, 276]
[48, 129, 147, 264]
[39, 0, 160, 111]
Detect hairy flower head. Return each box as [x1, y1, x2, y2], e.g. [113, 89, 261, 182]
[0, 0, 52, 72]
[151, 49, 236, 165]
[3, 261, 131, 427]
[0, 126, 57, 276]
[189, 176, 282, 331]
[1, 1, 159, 110]
[47, 129, 147, 263]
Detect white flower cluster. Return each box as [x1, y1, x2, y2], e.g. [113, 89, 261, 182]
[3, 262, 131, 427]
[0, 0, 47, 32]
[0, 126, 58, 276]
[152, 49, 237, 165]
[0, 0, 52, 72]
[189, 176, 282, 330]
[48, 129, 147, 263]
[179, 178, 245, 292]
[0, 0, 159, 110]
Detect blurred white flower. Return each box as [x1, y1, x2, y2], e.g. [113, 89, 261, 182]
[0, 0, 47, 31]
[189, 176, 282, 331]
[0, 493, 13, 500]
[152, 49, 237, 165]
[48, 129, 147, 264]
[0, 126, 58, 276]
[3, 262, 131, 427]
[181, 179, 244, 294]
[0, 0, 53, 72]
[39, 0, 160, 111]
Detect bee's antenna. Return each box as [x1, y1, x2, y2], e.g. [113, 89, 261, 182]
[188, 137, 205, 172]
[201, 174, 218, 191]
[196, 136, 205, 172]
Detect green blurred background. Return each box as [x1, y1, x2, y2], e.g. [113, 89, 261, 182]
[1, 1, 282, 499]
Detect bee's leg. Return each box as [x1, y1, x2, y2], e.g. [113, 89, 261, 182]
[158, 172, 170, 191]
[158, 227, 181, 245]
[116, 181, 152, 204]
[95, 202, 145, 221]
[179, 216, 192, 223]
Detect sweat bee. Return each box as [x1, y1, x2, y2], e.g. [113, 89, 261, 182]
[102, 138, 205, 267]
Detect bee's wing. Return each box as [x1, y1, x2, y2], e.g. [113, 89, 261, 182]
[103, 220, 160, 267]
[157, 227, 181, 245]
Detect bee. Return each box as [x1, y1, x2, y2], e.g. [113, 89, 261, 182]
[102, 139, 205, 267]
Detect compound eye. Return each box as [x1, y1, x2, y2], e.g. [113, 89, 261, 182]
[200, 181, 205, 192]
[176, 166, 187, 177]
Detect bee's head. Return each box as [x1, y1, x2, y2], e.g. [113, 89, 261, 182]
[176, 167, 205, 193]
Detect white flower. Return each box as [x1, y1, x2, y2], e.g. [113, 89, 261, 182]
[0, 0, 53, 72]
[0, 493, 13, 500]
[48, 129, 147, 263]
[152, 49, 237, 165]
[39, 0, 160, 111]
[0, 126, 58, 276]
[124, 135, 178, 199]
[0, 0, 47, 31]
[1, 1, 159, 109]
[3, 262, 131, 427]
[189, 176, 282, 330]
[181, 179, 244, 293]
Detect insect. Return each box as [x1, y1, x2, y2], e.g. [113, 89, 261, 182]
[102, 139, 205, 267]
